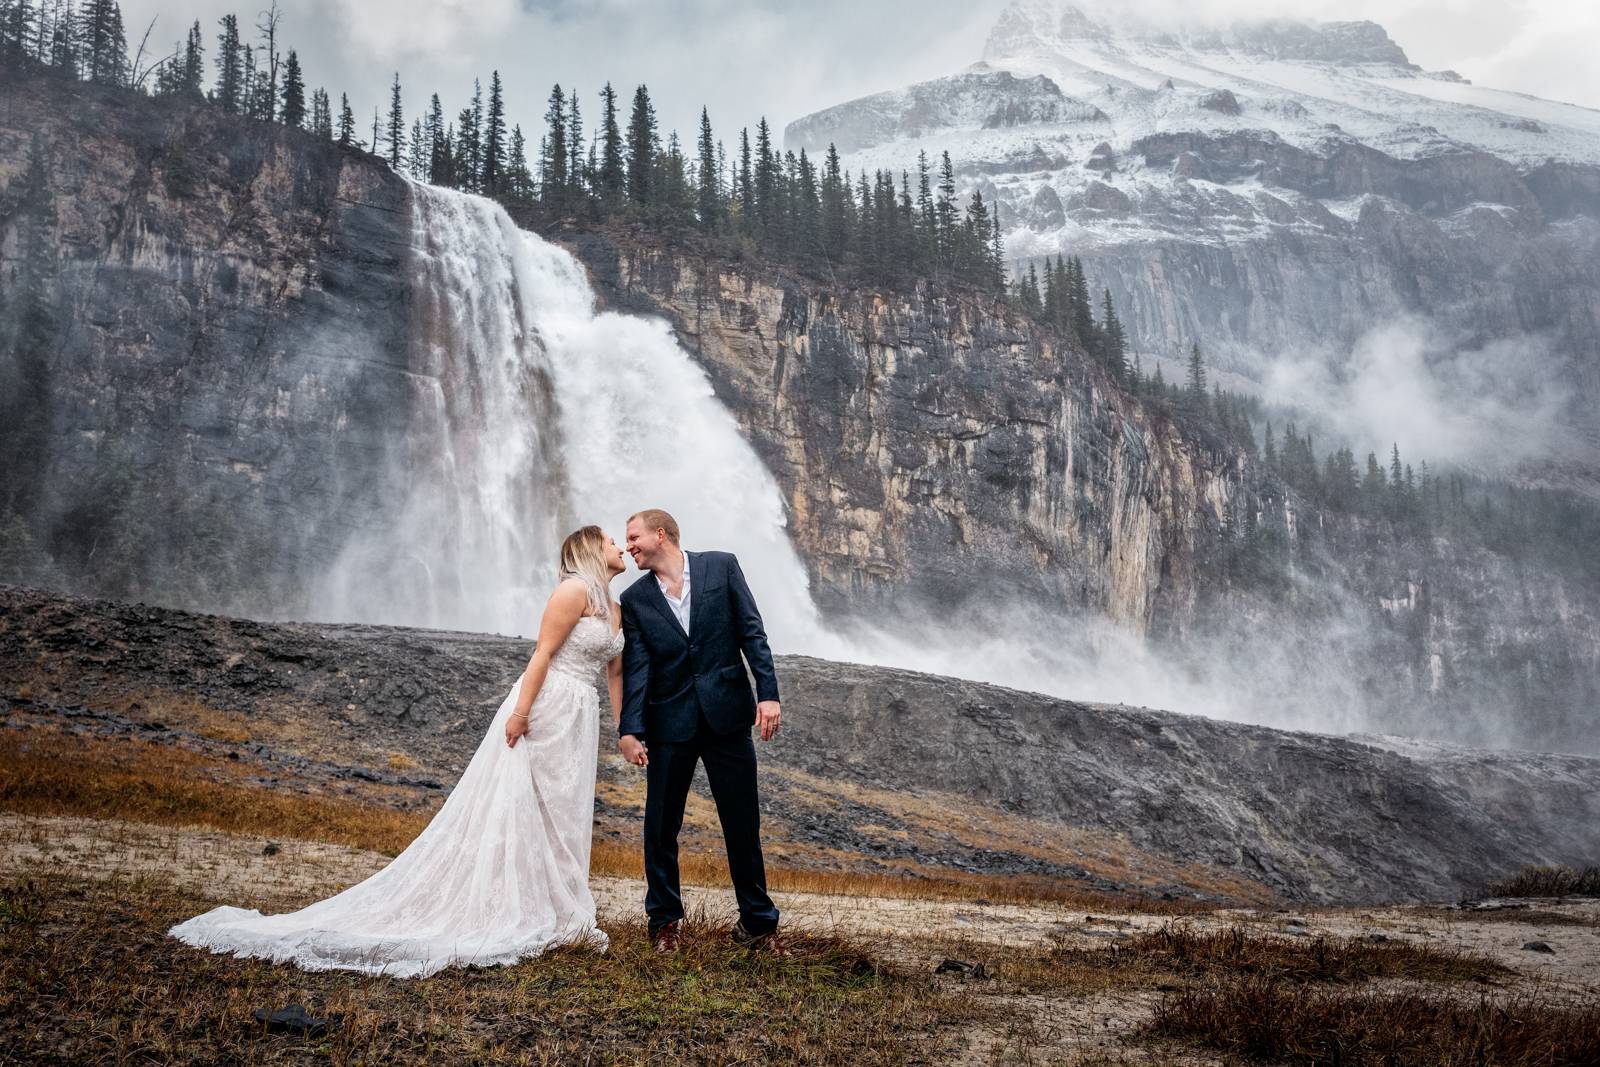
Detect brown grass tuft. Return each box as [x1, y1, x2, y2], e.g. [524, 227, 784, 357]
[1487, 864, 1600, 899]
[385, 752, 418, 771]
[983, 921, 1510, 994]
[1150, 977, 1600, 1066]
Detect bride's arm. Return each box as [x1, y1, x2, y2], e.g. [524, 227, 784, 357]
[605, 601, 624, 729]
[506, 579, 588, 748]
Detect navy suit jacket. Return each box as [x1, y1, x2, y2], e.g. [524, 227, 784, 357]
[619, 550, 780, 744]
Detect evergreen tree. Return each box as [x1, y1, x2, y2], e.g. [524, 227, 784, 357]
[696, 106, 719, 230]
[753, 117, 775, 237]
[76, 0, 125, 85]
[383, 72, 403, 168]
[1068, 256, 1093, 342]
[541, 83, 568, 202]
[336, 91, 355, 146]
[565, 86, 584, 195]
[1101, 289, 1128, 382]
[425, 93, 446, 181]
[1263, 422, 1277, 467]
[214, 14, 242, 113]
[0, 0, 38, 61]
[482, 70, 507, 196]
[278, 48, 304, 128]
[1185, 341, 1207, 401]
[310, 87, 331, 139]
[915, 150, 936, 265]
[597, 82, 624, 206]
[506, 124, 533, 205]
[1362, 452, 1387, 515]
[935, 151, 956, 266]
[820, 143, 847, 261]
[625, 84, 657, 205]
[179, 20, 203, 96]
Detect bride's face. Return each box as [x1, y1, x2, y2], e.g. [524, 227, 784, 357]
[601, 532, 627, 576]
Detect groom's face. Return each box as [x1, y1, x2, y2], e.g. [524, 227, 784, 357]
[626, 517, 666, 571]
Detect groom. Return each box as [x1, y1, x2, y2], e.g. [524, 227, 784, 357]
[618, 508, 785, 955]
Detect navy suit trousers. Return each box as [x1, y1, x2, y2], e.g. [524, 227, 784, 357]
[643, 710, 780, 936]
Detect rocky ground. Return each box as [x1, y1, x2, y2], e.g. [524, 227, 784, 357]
[4, 584, 1598, 907]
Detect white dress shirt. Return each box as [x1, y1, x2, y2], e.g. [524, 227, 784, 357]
[656, 553, 691, 635]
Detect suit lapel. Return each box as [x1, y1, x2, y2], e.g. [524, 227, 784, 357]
[686, 551, 705, 638]
[641, 563, 689, 643]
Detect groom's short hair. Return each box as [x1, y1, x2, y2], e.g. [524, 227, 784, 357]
[629, 508, 680, 545]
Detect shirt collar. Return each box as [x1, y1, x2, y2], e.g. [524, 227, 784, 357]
[655, 551, 690, 594]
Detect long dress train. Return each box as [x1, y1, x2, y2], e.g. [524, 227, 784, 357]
[168, 615, 625, 978]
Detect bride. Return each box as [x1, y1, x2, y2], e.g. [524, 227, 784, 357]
[169, 526, 628, 977]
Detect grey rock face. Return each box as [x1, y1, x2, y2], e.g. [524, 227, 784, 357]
[0, 65, 418, 617]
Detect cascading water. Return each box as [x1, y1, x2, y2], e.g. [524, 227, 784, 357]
[313, 181, 843, 651]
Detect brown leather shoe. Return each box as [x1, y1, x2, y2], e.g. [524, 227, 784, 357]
[651, 920, 682, 955]
[730, 920, 790, 956]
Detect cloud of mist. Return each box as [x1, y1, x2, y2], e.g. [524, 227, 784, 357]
[1259, 315, 1573, 472]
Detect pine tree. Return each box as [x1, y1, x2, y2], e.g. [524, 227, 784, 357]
[1069, 257, 1093, 343]
[696, 106, 719, 231]
[0, 0, 37, 61]
[1101, 289, 1129, 382]
[482, 70, 507, 196]
[565, 86, 584, 195]
[541, 83, 568, 203]
[336, 91, 355, 146]
[915, 150, 936, 266]
[383, 72, 403, 168]
[407, 118, 425, 177]
[935, 151, 956, 267]
[77, 0, 126, 85]
[425, 93, 446, 181]
[598, 83, 624, 206]
[753, 117, 775, 238]
[179, 19, 203, 96]
[310, 87, 331, 139]
[506, 124, 533, 205]
[278, 49, 304, 128]
[214, 14, 242, 112]
[625, 84, 657, 205]
[1185, 341, 1207, 401]
[1264, 422, 1277, 467]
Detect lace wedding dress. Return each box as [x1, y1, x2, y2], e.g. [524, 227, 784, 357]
[169, 615, 625, 978]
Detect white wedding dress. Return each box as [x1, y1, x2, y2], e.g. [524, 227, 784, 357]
[169, 615, 625, 978]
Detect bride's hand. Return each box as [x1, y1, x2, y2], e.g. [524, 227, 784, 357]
[505, 712, 529, 748]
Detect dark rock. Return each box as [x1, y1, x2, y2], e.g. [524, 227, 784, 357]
[934, 958, 989, 978]
[252, 1004, 339, 1037]
[1522, 941, 1556, 954]
[262, 842, 280, 857]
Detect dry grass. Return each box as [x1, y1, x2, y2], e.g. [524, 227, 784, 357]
[0, 873, 988, 1065]
[0, 730, 1193, 911]
[1150, 977, 1600, 1066]
[970, 921, 1510, 994]
[1488, 865, 1600, 899]
[385, 752, 418, 771]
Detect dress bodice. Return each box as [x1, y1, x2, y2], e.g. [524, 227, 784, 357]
[547, 614, 625, 682]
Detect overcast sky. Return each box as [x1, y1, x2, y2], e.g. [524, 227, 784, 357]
[118, 0, 1600, 154]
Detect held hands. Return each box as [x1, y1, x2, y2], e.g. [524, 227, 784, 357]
[505, 712, 529, 748]
[756, 700, 782, 742]
[619, 734, 649, 767]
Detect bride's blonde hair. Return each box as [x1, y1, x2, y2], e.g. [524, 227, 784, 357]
[558, 525, 613, 620]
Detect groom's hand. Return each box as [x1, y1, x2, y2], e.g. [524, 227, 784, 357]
[756, 700, 781, 742]
[619, 734, 649, 767]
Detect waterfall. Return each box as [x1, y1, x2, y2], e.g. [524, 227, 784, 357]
[311, 182, 837, 648]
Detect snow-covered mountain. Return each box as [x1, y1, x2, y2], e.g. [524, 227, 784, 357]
[787, 1, 1600, 489]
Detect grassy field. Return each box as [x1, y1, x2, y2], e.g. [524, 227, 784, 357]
[5, 727, 1600, 1064]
